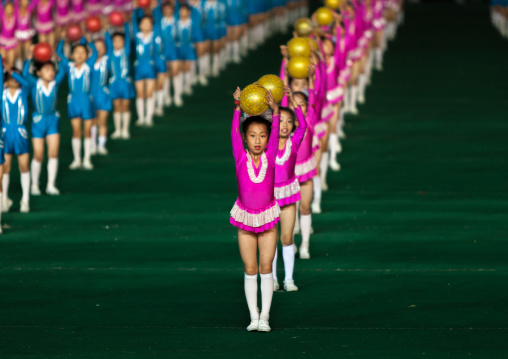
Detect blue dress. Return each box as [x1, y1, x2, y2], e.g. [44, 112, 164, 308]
[109, 22, 135, 100]
[91, 33, 112, 112]
[176, 18, 198, 61]
[132, 8, 160, 81]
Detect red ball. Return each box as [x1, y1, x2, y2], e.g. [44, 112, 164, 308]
[138, 0, 150, 8]
[85, 16, 102, 33]
[109, 11, 124, 27]
[33, 43, 53, 63]
[66, 24, 83, 42]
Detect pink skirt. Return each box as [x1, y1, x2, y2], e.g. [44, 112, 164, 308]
[312, 134, 320, 153]
[321, 102, 334, 123]
[0, 35, 18, 50]
[274, 177, 301, 207]
[314, 121, 327, 139]
[15, 29, 35, 41]
[73, 11, 86, 23]
[87, 3, 102, 15]
[295, 155, 318, 184]
[373, 18, 386, 31]
[35, 20, 55, 34]
[327, 85, 344, 104]
[230, 198, 281, 233]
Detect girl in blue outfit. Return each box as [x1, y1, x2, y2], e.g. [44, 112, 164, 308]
[175, 4, 198, 102]
[20, 55, 65, 197]
[203, 0, 225, 77]
[152, 2, 168, 116]
[109, 22, 135, 139]
[56, 33, 98, 170]
[0, 59, 30, 214]
[226, 0, 248, 64]
[187, 0, 209, 87]
[158, 2, 180, 107]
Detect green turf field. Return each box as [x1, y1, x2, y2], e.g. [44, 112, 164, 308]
[1, 3, 508, 358]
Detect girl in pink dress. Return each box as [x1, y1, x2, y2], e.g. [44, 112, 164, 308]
[230, 87, 280, 333]
[55, 0, 71, 40]
[0, 2, 19, 67]
[71, 0, 86, 24]
[35, 0, 55, 47]
[15, 0, 37, 62]
[271, 89, 306, 292]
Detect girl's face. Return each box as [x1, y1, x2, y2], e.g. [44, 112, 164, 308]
[291, 78, 308, 93]
[243, 123, 269, 156]
[279, 111, 294, 139]
[162, 5, 174, 17]
[292, 95, 308, 116]
[38, 64, 56, 82]
[71, 46, 88, 65]
[140, 18, 153, 33]
[95, 40, 106, 57]
[4, 3, 14, 16]
[7, 77, 21, 89]
[323, 39, 334, 62]
[20, 0, 29, 7]
[179, 8, 190, 20]
[113, 35, 125, 50]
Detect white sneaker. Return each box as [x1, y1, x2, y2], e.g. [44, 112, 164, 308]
[121, 131, 131, 140]
[69, 160, 81, 170]
[336, 140, 343, 154]
[31, 185, 41, 196]
[358, 93, 365, 104]
[246, 319, 259, 332]
[233, 56, 241, 64]
[294, 222, 300, 234]
[375, 64, 383, 71]
[310, 226, 314, 234]
[82, 161, 94, 170]
[110, 131, 122, 139]
[154, 107, 164, 117]
[2, 198, 13, 213]
[338, 128, 347, 139]
[350, 107, 359, 115]
[311, 200, 321, 214]
[97, 147, 108, 155]
[183, 87, 193, 96]
[90, 147, 97, 156]
[199, 76, 208, 86]
[20, 200, 30, 213]
[174, 97, 183, 107]
[145, 118, 154, 127]
[135, 119, 144, 127]
[284, 280, 299, 292]
[46, 185, 60, 196]
[329, 160, 341, 172]
[322, 180, 329, 192]
[257, 320, 271, 332]
[299, 245, 310, 259]
[273, 281, 279, 291]
[164, 96, 172, 106]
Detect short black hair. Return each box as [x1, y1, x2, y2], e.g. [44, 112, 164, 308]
[112, 32, 125, 40]
[242, 116, 272, 137]
[4, 67, 20, 82]
[34, 60, 56, 73]
[293, 91, 308, 103]
[139, 15, 154, 25]
[71, 43, 89, 55]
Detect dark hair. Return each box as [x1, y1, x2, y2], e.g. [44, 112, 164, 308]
[71, 43, 89, 55]
[179, 4, 191, 11]
[242, 116, 271, 137]
[279, 106, 297, 133]
[34, 60, 56, 73]
[293, 91, 308, 103]
[139, 15, 154, 25]
[4, 67, 20, 82]
[112, 32, 125, 40]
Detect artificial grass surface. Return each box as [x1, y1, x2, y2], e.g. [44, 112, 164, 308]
[1, 2, 508, 358]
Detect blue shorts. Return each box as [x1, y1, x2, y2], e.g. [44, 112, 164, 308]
[204, 26, 221, 41]
[92, 87, 112, 112]
[3, 126, 29, 155]
[134, 61, 156, 81]
[164, 43, 178, 62]
[109, 78, 136, 100]
[68, 94, 95, 120]
[155, 55, 167, 74]
[31, 112, 60, 138]
[227, 13, 247, 26]
[0, 138, 5, 165]
[177, 44, 197, 61]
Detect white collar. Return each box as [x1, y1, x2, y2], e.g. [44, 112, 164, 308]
[246, 151, 268, 184]
[37, 79, 56, 97]
[5, 89, 21, 103]
[276, 138, 292, 165]
[136, 32, 153, 44]
[70, 62, 89, 78]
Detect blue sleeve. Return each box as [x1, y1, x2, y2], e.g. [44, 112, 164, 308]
[86, 40, 98, 66]
[105, 31, 113, 57]
[55, 62, 65, 85]
[153, 6, 162, 24]
[132, 8, 141, 35]
[11, 72, 30, 89]
[56, 39, 70, 70]
[21, 60, 38, 87]
[0, 57, 3, 95]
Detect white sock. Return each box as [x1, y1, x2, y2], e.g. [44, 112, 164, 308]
[320, 152, 329, 184]
[313, 176, 321, 201]
[184, 72, 192, 92]
[83, 138, 91, 163]
[259, 273, 273, 322]
[241, 33, 248, 55]
[72, 138, 82, 163]
[163, 77, 171, 102]
[272, 248, 278, 281]
[98, 136, 107, 149]
[225, 42, 232, 63]
[244, 273, 258, 320]
[190, 61, 197, 81]
[212, 54, 219, 76]
[294, 201, 300, 230]
[329, 134, 338, 162]
[359, 74, 367, 101]
[122, 112, 131, 135]
[146, 97, 154, 125]
[114, 112, 121, 133]
[20, 172, 30, 203]
[375, 48, 383, 68]
[2, 174, 9, 202]
[301, 214, 311, 246]
[156, 90, 164, 112]
[173, 73, 183, 101]
[31, 160, 41, 189]
[90, 125, 97, 150]
[282, 245, 295, 282]
[232, 41, 240, 61]
[198, 56, 207, 78]
[136, 98, 145, 121]
[47, 158, 58, 188]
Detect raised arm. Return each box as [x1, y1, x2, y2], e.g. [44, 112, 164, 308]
[124, 22, 131, 55]
[105, 31, 113, 58]
[287, 90, 306, 146]
[266, 91, 280, 159]
[56, 39, 70, 70]
[231, 87, 244, 162]
[132, 8, 141, 35]
[85, 38, 98, 66]
[21, 59, 38, 86]
[11, 71, 30, 89]
[55, 61, 65, 85]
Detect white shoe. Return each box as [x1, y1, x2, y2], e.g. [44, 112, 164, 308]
[294, 222, 300, 234]
[310, 226, 314, 234]
[97, 147, 108, 155]
[0, 227, 3, 234]
[110, 131, 122, 139]
[338, 128, 347, 139]
[154, 107, 164, 117]
[46, 185, 60, 196]
[322, 180, 329, 192]
[121, 131, 131, 139]
[2, 198, 13, 213]
[284, 280, 299, 292]
[376, 64, 383, 71]
[20, 200, 30, 213]
[311, 200, 321, 214]
[164, 96, 172, 106]
[273, 281, 279, 291]
[82, 161, 94, 170]
[90, 147, 97, 156]
[358, 94, 365, 104]
[31, 185, 41, 196]
[199, 75, 208, 86]
[145, 119, 154, 127]
[246, 319, 259, 332]
[350, 107, 359, 115]
[299, 245, 310, 259]
[336, 140, 343, 153]
[257, 320, 271, 332]
[183, 87, 193, 96]
[135, 119, 144, 126]
[329, 160, 341, 172]
[174, 97, 183, 107]
[233, 56, 241, 64]
[69, 160, 81, 170]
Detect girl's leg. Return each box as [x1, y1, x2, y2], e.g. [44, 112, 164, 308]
[182, 61, 193, 95]
[2, 154, 12, 212]
[172, 61, 183, 106]
[47, 31, 55, 49]
[144, 79, 156, 126]
[46, 134, 60, 194]
[70, 118, 83, 169]
[358, 55, 368, 104]
[31, 138, 45, 195]
[238, 228, 261, 323]
[299, 180, 313, 259]
[83, 119, 94, 169]
[18, 153, 30, 212]
[97, 110, 109, 154]
[312, 146, 323, 214]
[135, 80, 146, 125]
[164, 66, 172, 105]
[111, 100, 123, 138]
[7, 48, 18, 69]
[328, 103, 342, 171]
[320, 124, 330, 191]
[279, 204, 298, 290]
[155, 73, 165, 116]
[348, 61, 361, 114]
[0, 164, 4, 232]
[90, 118, 98, 155]
[212, 40, 220, 77]
[121, 100, 131, 139]
[257, 226, 277, 326]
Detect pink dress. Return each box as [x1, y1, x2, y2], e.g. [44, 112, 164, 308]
[35, 0, 55, 35]
[373, 0, 386, 31]
[87, 0, 102, 16]
[314, 55, 328, 139]
[230, 109, 281, 233]
[274, 107, 306, 207]
[55, 0, 71, 27]
[102, 0, 114, 16]
[295, 90, 318, 184]
[0, 6, 18, 50]
[15, 0, 37, 42]
[71, 0, 86, 22]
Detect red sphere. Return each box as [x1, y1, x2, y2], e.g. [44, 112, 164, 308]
[66, 24, 83, 42]
[138, 0, 150, 8]
[33, 43, 53, 63]
[109, 11, 124, 27]
[85, 16, 102, 33]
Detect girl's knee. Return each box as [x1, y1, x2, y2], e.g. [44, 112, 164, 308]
[244, 267, 258, 276]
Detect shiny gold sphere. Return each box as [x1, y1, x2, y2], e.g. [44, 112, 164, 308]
[288, 56, 311, 79]
[325, 0, 343, 10]
[257, 75, 285, 104]
[294, 18, 314, 37]
[315, 7, 334, 26]
[240, 84, 269, 116]
[288, 37, 312, 58]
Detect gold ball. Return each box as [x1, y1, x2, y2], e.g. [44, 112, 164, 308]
[325, 0, 343, 10]
[315, 7, 334, 26]
[294, 18, 313, 37]
[288, 37, 312, 58]
[240, 84, 269, 116]
[288, 56, 311, 79]
[308, 37, 319, 51]
[257, 75, 285, 104]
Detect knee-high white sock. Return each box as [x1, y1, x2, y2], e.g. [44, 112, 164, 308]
[375, 48, 383, 69]
[320, 152, 329, 184]
[83, 138, 92, 163]
[232, 41, 240, 62]
[212, 54, 220, 76]
[2, 174, 9, 202]
[156, 90, 164, 112]
[259, 273, 273, 322]
[136, 98, 145, 122]
[47, 158, 58, 188]
[350, 86, 358, 111]
[163, 77, 171, 103]
[313, 176, 321, 201]
[122, 112, 131, 136]
[272, 247, 278, 281]
[72, 138, 81, 163]
[31, 160, 41, 189]
[173, 73, 183, 102]
[0, 192, 3, 227]
[20, 172, 30, 203]
[329, 134, 338, 162]
[294, 201, 300, 230]
[145, 97, 154, 125]
[358, 74, 367, 103]
[198, 56, 207, 78]
[241, 33, 248, 55]
[98, 136, 107, 149]
[190, 61, 197, 83]
[90, 125, 97, 151]
[301, 214, 311, 246]
[244, 273, 259, 320]
[113, 113, 121, 133]
[225, 42, 232, 63]
[282, 245, 295, 282]
[344, 87, 351, 112]
[184, 72, 192, 92]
